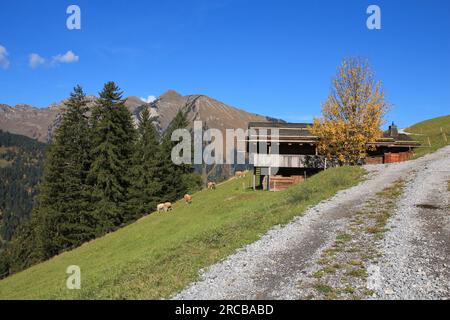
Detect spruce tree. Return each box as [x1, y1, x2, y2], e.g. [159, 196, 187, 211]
[88, 82, 136, 233]
[34, 85, 94, 258]
[160, 110, 199, 201]
[128, 106, 163, 217]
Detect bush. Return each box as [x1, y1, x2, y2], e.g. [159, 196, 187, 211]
[182, 173, 202, 194]
[0, 251, 9, 280]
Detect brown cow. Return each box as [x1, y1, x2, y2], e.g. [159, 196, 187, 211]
[164, 202, 173, 211]
[207, 182, 216, 190]
[235, 171, 246, 178]
[184, 194, 193, 203]
[157, 202, 173, 212]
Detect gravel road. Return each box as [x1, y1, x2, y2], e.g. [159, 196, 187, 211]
[369, 147, 450, 299]
[174, 146, 450, 300]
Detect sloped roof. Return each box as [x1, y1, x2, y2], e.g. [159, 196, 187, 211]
[382, 131, 414, 142]
[247, 122, 420, 147]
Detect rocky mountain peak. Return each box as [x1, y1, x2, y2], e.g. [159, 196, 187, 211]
[14, 104, 35, 111]
[0, 90, 278, 142]
[160, 89, 183, 100]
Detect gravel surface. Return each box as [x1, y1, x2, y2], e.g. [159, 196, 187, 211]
[174, 146, 450, 300]
[369, 147, 450, 299]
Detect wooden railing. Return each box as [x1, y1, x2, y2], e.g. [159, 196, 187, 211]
[252, 154, 327, 168]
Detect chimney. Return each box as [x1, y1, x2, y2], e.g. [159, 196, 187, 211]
[388, 122, 399, 138]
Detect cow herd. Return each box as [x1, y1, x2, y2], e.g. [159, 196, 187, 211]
[156, 181, 217, 213]
[156, 171, 246, 214]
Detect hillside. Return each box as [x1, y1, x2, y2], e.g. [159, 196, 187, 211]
[0, 90, 276, 143]
[0, 167, 364, 299]
[0, 130, 46, 246]
[405, 115, 450, 158]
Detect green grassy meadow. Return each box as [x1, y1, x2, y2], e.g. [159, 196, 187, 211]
[0, 166, 364, 299]
[405, 115, 450, 158]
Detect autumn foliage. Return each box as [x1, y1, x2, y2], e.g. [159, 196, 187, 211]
[311, 58, 389, 165]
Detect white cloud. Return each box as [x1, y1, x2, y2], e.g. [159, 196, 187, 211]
[29, 53, 45, 69]
[52, 50, 79, 64]
[0, 45, 10, 69]
[140, 95, 157, 103]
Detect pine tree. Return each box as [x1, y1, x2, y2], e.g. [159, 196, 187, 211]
[128, 106, 163, 217]
[88, 82, 136, 233]
[160, 110, 200, 201]
[33, 85, 94, 258]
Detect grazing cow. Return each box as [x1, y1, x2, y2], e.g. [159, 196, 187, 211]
[157, 202, 173, 212]
[235, 171, 246, 178]
[184, 194, 193, 203]
[164, 202, 173, 211]
[207, 182, 216, 190]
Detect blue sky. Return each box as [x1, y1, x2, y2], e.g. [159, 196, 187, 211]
[0, 0, 449, 128]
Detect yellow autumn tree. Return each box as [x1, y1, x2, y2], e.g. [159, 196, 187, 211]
[311, 58, 389, 165]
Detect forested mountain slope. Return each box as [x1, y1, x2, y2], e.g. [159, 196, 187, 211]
[0, 130, 46, 245]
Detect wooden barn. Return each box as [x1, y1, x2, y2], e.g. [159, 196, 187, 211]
[246, 122, 420, 191]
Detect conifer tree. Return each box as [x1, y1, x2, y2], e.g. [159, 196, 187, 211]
[128, 106, 163, 217]
[88, 82, 136, 233]
[160, 110, 199, 201]
[34, 85, 93, 258]
[1, 218, 42, 275]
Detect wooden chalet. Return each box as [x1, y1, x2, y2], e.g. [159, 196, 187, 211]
[246, 122, 420, 191]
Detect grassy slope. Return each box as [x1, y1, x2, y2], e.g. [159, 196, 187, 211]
[405, 115, 450, 158]
[0, 167, 364, 299]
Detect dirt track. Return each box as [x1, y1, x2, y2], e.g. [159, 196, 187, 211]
[174, 146, 450, 300]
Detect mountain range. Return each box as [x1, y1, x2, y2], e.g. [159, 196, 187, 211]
[0, 90, 280, 143]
